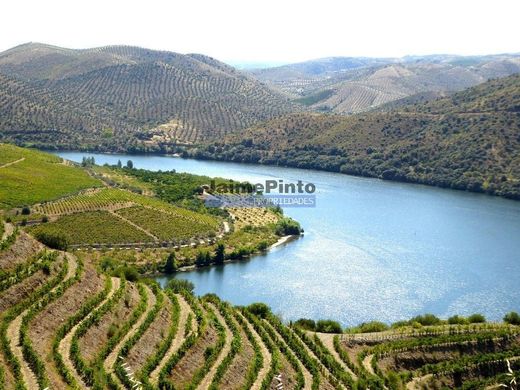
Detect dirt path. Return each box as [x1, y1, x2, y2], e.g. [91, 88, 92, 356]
[315, 332, 358, 381]
[223, 221, 230, 233]
[6, 253, 77, 390]
[406, 373, 433, 389]
[263, 320, 313, 390]
[58, 276, 121, 388]
[0, 157, 25, 169]
[1, 222, 14, 241]
[196, 302, 234, 390]
[236, 311, 272, 390]
[150, 293, 193, 385]
[362, 354, 375, 375]
[109, 210, 159, 241]
[104, 284, 157, 386]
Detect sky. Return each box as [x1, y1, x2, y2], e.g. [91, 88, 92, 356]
[1, 0, 519, 64]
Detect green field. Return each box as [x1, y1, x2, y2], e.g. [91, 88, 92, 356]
[0, 144, 100, 209]
[29, 211, 154, 245]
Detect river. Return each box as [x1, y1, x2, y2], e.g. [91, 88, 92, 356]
[56, 151, 520, 326]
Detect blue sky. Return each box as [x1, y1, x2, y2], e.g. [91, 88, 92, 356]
[1, 0, 519, 63]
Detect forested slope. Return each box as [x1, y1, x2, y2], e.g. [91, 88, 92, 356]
[190, 74, 520, 199]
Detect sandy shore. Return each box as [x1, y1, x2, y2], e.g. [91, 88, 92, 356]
[268, 234, 298, 250]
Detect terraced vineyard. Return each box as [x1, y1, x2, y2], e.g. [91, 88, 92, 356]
[28, 188, 221, 247]
[1, 144, 518, 390]
[2, 228, 519, 390]
[32, 188, 219, 228]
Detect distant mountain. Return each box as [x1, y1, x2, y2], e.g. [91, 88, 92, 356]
[249, 54, 520, 114]
[0, 43, 298, 150]
[189, 74, 520, 199]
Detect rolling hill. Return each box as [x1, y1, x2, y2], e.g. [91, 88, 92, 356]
[0, 43, 298, 151]
[189, 74, 520, 199]
[249, 54, 520, 114]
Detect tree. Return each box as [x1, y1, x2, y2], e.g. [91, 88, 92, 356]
[164, 252, 178, 274]
[467, 313, 486, 323]
[34, 231, 68, 250]
[21, 206, 31, 215]
[117, 159, 122, 169]
[126, 160, 134, 169]
[213, 243, 225, 265]
[504, 311, 520, 325]
[275, 218, 301, 236]
[409, 314, 442, 326]
[195, 250, 211, 267]
[448, 315, 468, 325]
[247, 303, 271, 318]
[294, 318, 316, 331]
[120, 266, 139, 282]
[316, 319, 343, 333]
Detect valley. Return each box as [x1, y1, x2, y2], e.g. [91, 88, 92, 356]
[0, 37, 519, 390]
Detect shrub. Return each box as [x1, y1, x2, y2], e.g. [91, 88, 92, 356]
[116, 265, 139, 281]
[504, 311, 520, 325]
[99, 256, 117, 272]
[448, 315, 468, 325]
[247, 302, 271, 318]
[409, 313, 442, 326]
[294, 318, 316, 331]
[391, 320, 409, 329]
[107, 323, 118, 339]
[21, 206, 31, 215]
[166, 278, 195, 294]
[34, 231, 69, 250]
[274, 218, 301, 236]
[316, 319, 342, 333]
[256, 240, 269, 251]
[357, 321, 389, 333]
[41, 215, 49, 223]
[467, 313, 486, 323]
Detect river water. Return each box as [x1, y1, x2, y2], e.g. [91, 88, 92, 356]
[57, 151, 520, 326]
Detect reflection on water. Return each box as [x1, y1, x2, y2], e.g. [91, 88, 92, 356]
[57, 151, 520, 326]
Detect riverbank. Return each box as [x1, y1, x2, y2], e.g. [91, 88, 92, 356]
[52, 148, 520, 201]
[171, 234, 299, 273]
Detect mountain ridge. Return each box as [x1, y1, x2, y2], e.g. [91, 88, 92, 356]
[249, 53, 520, 113]
[187, 73, 520, 199]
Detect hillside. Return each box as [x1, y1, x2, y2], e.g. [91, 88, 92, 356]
[250, 54, 520, 114]
[188, 74, 520, 199]
[0, 43, 298, 150]
[1, 145, 520, 390]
